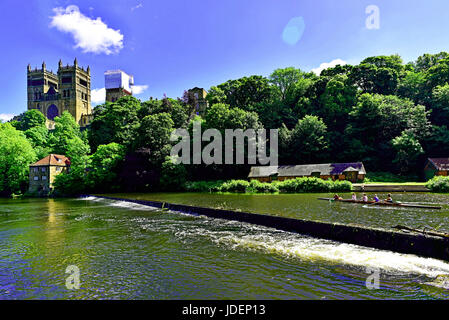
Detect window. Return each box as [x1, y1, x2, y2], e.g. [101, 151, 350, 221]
[41, 167, 46, 172]
[62, 77, 72, 84]
[42, 176, 47, 180]
[33, 167, 38, 173]
[56, 167, 61, 172]
[34, 176, 39, 181]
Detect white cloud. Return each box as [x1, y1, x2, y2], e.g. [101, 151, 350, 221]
[131, 85, 148, 95]
[50, 5, 124, 55]
[0, 113, 14, 122]
[311, 59, 347, 75]
[91, 88, 106, 104]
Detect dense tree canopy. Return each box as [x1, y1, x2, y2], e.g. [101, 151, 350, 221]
[0, 123, 36, 196]
[7, 51, 449, 195]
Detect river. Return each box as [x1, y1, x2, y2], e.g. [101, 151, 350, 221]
[1, 193, 449, 299]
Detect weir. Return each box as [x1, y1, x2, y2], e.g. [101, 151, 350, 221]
[87, 195, 449, 261]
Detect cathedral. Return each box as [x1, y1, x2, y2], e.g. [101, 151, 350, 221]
[27, 58, 93, 129]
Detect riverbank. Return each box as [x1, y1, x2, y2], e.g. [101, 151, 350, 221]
[353, 183, 429, 192]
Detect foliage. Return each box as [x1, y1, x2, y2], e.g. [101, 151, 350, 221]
[20, 109, 47, 131]
[287, 115, 328, 164]
[88, 96, 142, 151]
[160, 157, 187, 191]
[391, 130, 424, 173]
[134, 112, 174, 165]
[276, 177, 352, 193]
[365, 172, 419, 183]
[217, 180, 250, 192]
[86, 143, 126, 191]
[426, 176, 449, 193]
[184, 180, 225, 192]
[0, 123, 36, 196]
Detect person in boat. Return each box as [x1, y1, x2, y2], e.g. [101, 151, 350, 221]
[362, 193, 368, 202]
[373, 194, 380, 202]
[385, 194, 393, 203]
[333, 194, 343, 201]
[351, 193, 357, 201]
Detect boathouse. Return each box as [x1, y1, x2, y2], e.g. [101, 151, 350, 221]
[28, 154, 70, 194]
[424, 158, 449, 180]
[248, 163, 366, 183]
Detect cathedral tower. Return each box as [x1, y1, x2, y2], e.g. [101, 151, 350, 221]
[27, 59, 92, 129]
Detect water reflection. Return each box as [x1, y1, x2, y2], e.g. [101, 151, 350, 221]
[0, 196, 449, 300]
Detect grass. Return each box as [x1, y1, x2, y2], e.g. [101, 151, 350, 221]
[359, 182, 426, 185]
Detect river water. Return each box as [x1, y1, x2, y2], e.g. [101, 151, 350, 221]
[1, 193, 449, 299]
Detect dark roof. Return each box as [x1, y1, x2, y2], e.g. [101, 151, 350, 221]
[248, 163, 366, 178]
[30, 154, 70, 167]
[47, 86, 58, 95]
[428, 158, 449, 171]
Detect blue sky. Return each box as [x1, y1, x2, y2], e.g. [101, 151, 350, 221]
[2, 0, 449, 120]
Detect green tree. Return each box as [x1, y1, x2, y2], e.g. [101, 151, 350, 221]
[85, 143, 126, 190]
[134, 112, 175, 165]
[391, 130, 424, 173]
[209, 76, 272, 112]
[430, 84, 449, 126]
[397, 70, 428, 105]
[24, 125, 50, 159]
[289, 115, 328, 164]
[88, 96, 142, 151]
[48, 111, 90, 157]
[345, 93, 430, 170]
[269, 67, 304, 101]
[19, 109, 46, 131]
[0, 123, 36, 195]
[160, 156, 187, 191]
[413, 52, 449, 72]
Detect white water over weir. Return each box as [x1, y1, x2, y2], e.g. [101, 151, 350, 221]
[82, 195, 449, 263]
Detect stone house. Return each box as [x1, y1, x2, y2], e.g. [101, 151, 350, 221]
[29, 154, 70, 194]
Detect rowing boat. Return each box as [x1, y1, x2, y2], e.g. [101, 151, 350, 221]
[318, 198, 442, 210]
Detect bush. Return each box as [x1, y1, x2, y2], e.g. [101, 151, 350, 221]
[159, 157, 187, 191]
[277, 177, 352, 193]
[246, 180, 279, 193]
[184, 178, 352, 194]
[426, 176, 449, 193]
[184, 180, 225, 192]
[217, 180, 250, 193]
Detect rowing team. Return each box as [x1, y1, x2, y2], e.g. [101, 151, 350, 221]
[333, 193, 393, 203]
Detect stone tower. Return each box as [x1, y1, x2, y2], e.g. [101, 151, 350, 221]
[105, 70, 134, 102]
[27, 59, 93, 129]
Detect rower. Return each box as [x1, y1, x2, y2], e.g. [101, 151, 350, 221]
[333, 194, 343, 201]
[362, 193, 368, 202]
[373, 194, 380, 202]
[385, 194, 393, 203]
[351, 193, 357, 201]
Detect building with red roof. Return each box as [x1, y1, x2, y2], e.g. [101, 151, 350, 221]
[28, 154, 70, 194]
